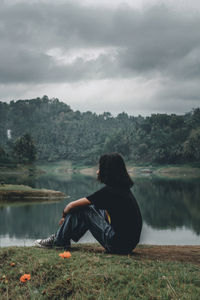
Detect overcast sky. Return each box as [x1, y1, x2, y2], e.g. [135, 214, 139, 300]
[0, 0, 200, 115]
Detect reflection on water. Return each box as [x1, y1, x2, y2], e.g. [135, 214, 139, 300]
[134, 177, 200, 235]
[0, 173, 200, 246]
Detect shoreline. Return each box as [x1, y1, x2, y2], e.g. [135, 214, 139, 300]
[1, 161, 200, 179]
[79, 164, 200, 178]
[0, 184, 66, 202]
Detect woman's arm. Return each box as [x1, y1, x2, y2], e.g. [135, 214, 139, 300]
[59, 197, 91, 226]
[63, 197, 91, 217]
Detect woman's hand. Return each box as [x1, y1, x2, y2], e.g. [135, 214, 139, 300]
[61, 198, 91, 225]
[59, 217, 65, 226]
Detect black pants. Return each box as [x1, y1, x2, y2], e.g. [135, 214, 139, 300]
[55, 205, 114, 252]
[54, 205, 136, 253]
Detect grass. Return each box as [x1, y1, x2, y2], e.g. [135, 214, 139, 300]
[0, 245, 199, 300]
[0, 184, 65, 194]
[0, 184, 35, 191]
[0, 184, 66, 202]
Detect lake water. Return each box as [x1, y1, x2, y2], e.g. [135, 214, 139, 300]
[0, 172, 200, 247]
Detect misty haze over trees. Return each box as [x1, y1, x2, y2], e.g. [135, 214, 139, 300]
[0, 96, 200, 165]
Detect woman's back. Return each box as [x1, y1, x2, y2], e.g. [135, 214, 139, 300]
[87, 185, 142, 249]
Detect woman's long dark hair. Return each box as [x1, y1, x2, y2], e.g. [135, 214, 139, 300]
[98, 153, 133, 188]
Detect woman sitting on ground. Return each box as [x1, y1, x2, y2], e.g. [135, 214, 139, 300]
[35, 153, 142, 254]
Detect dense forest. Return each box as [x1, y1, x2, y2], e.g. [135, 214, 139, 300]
[0, 96, 200, 165]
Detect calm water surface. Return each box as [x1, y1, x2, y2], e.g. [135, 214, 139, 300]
[0, 172, 200, 246]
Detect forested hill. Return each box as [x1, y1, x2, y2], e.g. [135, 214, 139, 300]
[0, 96, 200, 165]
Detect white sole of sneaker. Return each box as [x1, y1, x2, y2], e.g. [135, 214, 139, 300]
[34, 239, 46, 248]
[34, 239, 64, 249]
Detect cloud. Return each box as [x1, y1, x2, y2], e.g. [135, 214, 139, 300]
[0, 0, 200, 114]
[1, 1, 200, 83]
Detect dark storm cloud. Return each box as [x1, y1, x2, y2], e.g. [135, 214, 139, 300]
[0, 46, 117, 83]
[0, 1, 200, 84]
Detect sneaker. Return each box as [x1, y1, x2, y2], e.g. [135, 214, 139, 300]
[34, 234, 56, 248]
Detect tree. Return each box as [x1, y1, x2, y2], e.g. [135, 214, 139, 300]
[0, 146, 8, 163]
[13, 133, 37, 163]
[103, 130, 131, 157]
[183, 128, 200, 161]
[1, 96, 199, 164]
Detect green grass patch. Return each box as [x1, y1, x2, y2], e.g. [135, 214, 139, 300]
[0, 184, 64, 193]
[0, 184, 34, 191]
[0, 184, 66, 202]
[0, 245, 199, 300]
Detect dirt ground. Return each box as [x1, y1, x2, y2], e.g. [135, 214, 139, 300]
[133, 245, 200, 266]
[77, 244, 200, 266]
